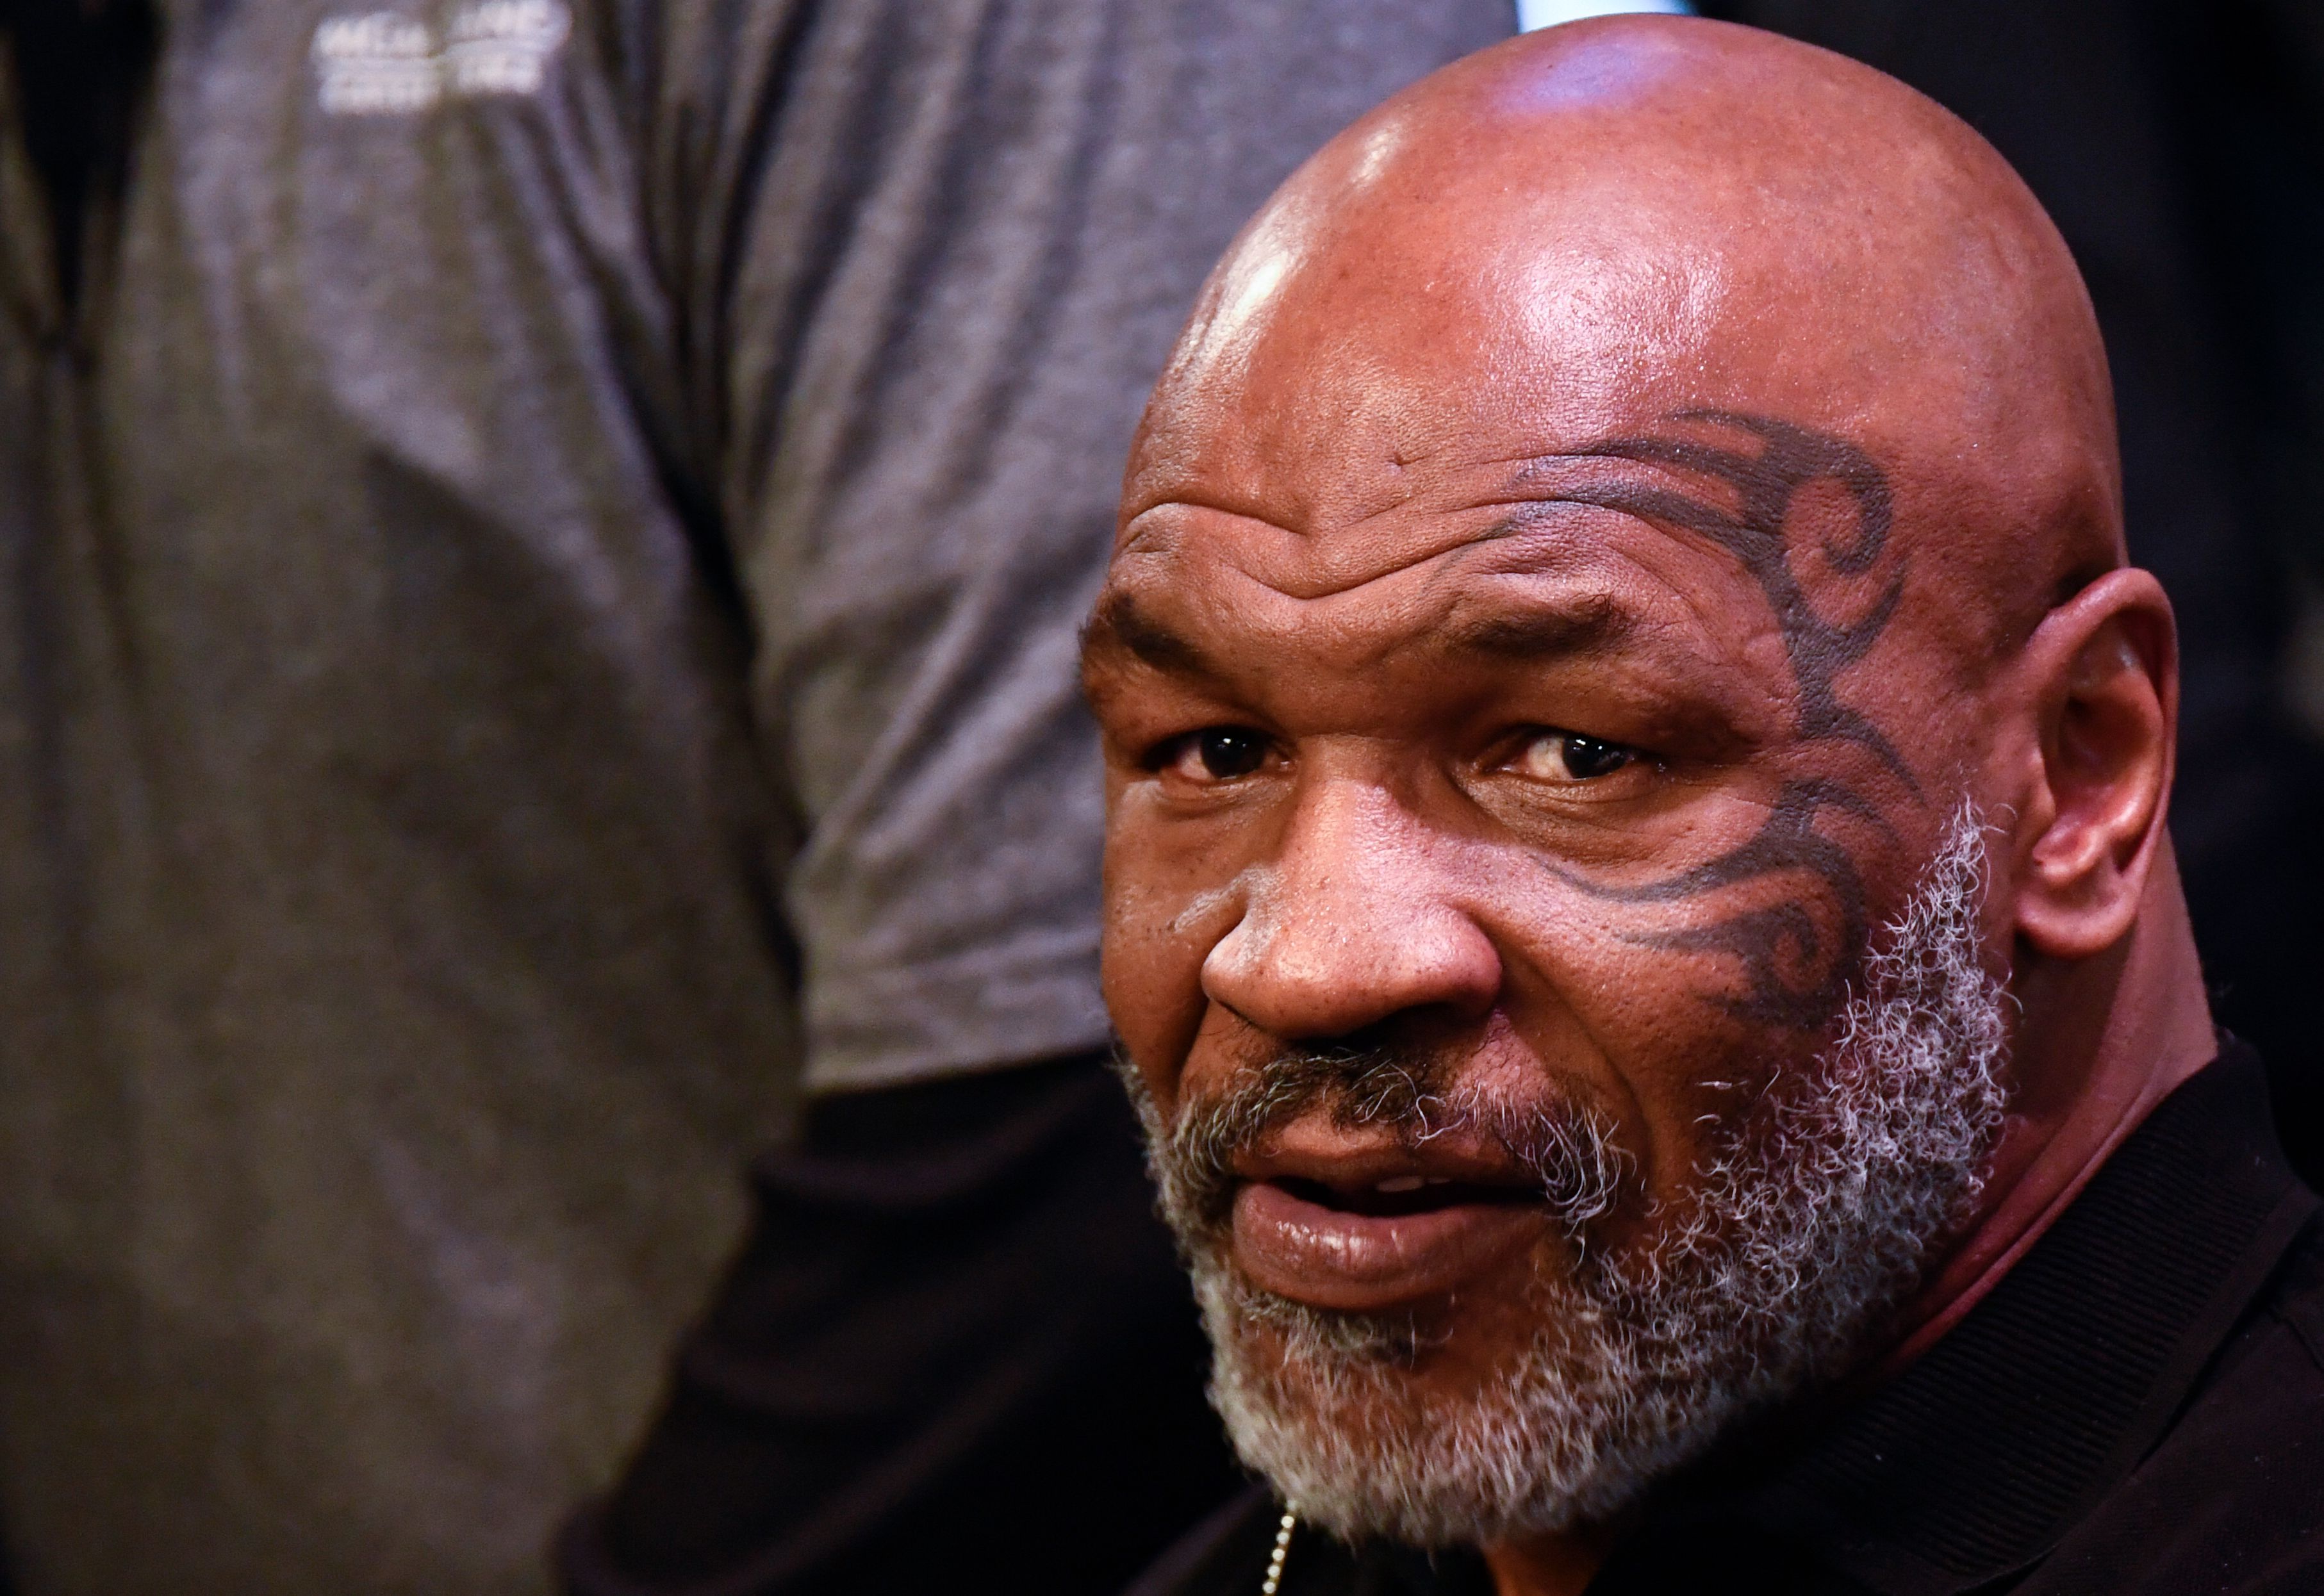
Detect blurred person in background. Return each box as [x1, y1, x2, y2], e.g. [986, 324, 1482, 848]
[1692, 0, 2324, 1184]
[555, 8, 1527, 1595]
[0, 2, 1512, 1595]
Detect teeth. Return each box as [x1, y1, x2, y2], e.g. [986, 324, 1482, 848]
[1376, 1176, 1426, 1194]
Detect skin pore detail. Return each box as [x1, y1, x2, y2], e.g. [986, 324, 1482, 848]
[1091, 397, 1960, 1342]
[1089, 18, 2216, 1595]
[1562, 411, 1917, 794]
[1096, 405, 1928, 1051]
[1529, 409, 1920, 1041]
[1558, 775, 1886, 1035]
[1087, 432, 1931, 1215]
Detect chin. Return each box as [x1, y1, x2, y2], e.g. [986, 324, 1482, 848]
[1192, 1247, 1686, 1546]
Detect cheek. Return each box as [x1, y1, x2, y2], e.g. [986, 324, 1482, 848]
[1099, 822, 1248, 1103]
[1490, 884, 1814, 1208]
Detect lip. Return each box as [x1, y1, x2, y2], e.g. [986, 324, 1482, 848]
[1232, 1180, 1550, 1311]
[1226, 1117, 1553, 1312]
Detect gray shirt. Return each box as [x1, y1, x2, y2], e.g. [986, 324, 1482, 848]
[0, 1, 1511, 1592]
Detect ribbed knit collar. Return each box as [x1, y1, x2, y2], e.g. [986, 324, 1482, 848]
[1592, 1040, 2318, 1595]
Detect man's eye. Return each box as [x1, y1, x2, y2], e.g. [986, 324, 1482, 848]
[1512, 729, 1633, 783]
[1163, 727, 1271, 782]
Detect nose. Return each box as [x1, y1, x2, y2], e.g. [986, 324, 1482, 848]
[1201, 775, 1503, 1042]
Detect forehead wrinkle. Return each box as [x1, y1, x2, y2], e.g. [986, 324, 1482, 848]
[1121, 498, 1491, 602]
[1479, 476, 1808, 648]
[1126, 488, 1710, 609]
[1437, 525, 1803, 738]
[1099, 538, 1764, 718]
[1499, 450, 1755, 525]
[1098, 493, 1786, 690]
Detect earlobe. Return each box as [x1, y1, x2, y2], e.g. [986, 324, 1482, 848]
[2009, 570, 2177, 960]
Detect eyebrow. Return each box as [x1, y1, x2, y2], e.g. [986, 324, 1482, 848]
[1437, 595, 1635, 661]
[1082, 588, 1644, 683]
[1080, 592, 1228, 680]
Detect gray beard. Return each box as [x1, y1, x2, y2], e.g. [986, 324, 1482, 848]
[1130, 803, 2011, 1547]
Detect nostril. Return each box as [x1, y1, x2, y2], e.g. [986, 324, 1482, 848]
[1201, 914, 1503, 1040]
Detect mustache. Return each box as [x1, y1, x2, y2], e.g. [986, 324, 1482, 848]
[1128, 1036, 1631, 1242]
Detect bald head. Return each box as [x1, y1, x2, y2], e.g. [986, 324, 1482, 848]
[1130, 17, 2120, 664]
[1092, 18, 2208, 1577]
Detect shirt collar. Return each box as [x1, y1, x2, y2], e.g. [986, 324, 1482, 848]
[1605, 1040, 2318, 1596]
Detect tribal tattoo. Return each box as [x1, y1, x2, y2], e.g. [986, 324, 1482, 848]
[1547, 412, 1917, 1033]
[1576, 411, 1915, 792]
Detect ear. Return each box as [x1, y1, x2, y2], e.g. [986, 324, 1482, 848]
[2006, 569, 2178, 960]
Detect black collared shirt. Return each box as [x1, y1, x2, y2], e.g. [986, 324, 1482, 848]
[1134, 1044, 2324, 1596]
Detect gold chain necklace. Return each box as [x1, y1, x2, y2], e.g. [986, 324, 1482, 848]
[1260, 1509, 1297, 1595]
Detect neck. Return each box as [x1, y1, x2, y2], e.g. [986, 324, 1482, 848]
[1482, 1521, 1617, 1596]
[1876, 843, 2216, 1372]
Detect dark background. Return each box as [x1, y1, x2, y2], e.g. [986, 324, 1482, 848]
[1702, 0, 2324, 1186]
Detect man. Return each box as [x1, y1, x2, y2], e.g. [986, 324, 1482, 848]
[0, 1, 1508, 1592]
[1085, 18, 2324, 1595]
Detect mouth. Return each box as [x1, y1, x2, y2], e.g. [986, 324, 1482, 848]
[1228, 1142, 1555, 1313]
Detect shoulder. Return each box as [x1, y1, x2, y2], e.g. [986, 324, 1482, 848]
[2273, 1219, 2324, 1370]
[2026, 1221, 2324, 1594]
